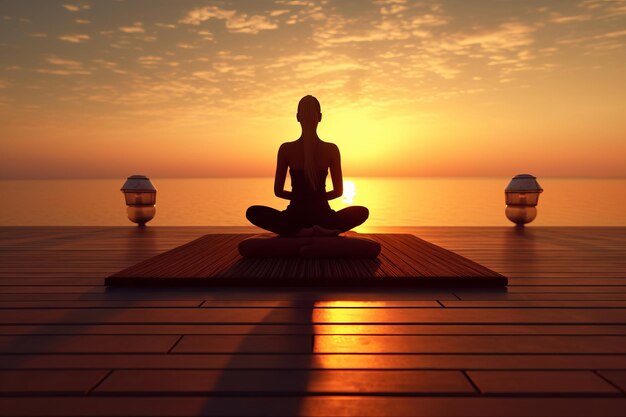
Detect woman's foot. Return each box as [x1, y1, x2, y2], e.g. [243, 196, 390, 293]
[294, 227, 314, 237]
[313, 225, 341, 236]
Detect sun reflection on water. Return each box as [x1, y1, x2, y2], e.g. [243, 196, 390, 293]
[342, 180, 356, 204]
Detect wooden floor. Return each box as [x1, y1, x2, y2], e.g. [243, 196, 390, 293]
[0, 226, 625, 416]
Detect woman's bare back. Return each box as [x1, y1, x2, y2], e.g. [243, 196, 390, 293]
[279, 139, 339, 171]
[275, 138, 342, 201]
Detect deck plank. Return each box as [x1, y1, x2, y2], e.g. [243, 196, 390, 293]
[0, 370, 108, 395]
[467, 371, 620, 395]
[0, 335, 180, 353]
[94, 369, 476, 395]
[3, 307, 626, 324]
[3, 353, 626, 371]
[170, 335, 626, 354]
[3, 324, 626, 335]
[1, 397, 626, 417]
[441, 301, 626, 308]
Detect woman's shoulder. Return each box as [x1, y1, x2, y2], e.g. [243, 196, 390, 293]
[319, 140, 340, 153]
[279, 139, 301, 148]
[278, 140, 297, 153]
[312, 138, 335, 147]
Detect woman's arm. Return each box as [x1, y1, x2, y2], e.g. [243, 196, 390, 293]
[326, 144, 343, 200]
[274, 144, 292, 200]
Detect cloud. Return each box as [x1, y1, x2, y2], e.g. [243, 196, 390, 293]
[549, 14, 592, 24]
[180, 5, 277, 34]
[277, 0, 310, 5]
[92, 59, 126, 74]
[138, 56, 162, 66]
[177, 43, 195, 49]
[58, 34, 90, 43]
[425, 58, 461, 80]
[47, 57, 82, 66]
[319, 29, 409, 44]
[579, 0, 626, 15]
[192, 71, 216, 81]
[317, 14, 413, 45]
[313, 2, 447, 47]
[556, 28, 626, 46]
[380, 4, 407, 15]
[411, 14, 448, 27]
[37, 56, 90, 75]
[595, 29, 626, 39]
[62, 4, 90, 12]
[457, 22, 536, 51]
[226, 14, 277, 34]
[295, 60, 365, 78]
[270, 10, 290, 17]
[212, 62, 254, 77]
[155, 23, 176, 29]
[263, 50, 330, 69]
[119, 22, 145, 33]
[180, 6, 234, 24]
[75, 19, 91, 24]
[588, 42, 623, 52]
[197, 30, 214, 41]
[216, 51, 251, 60]
[36, 69, 89, 75]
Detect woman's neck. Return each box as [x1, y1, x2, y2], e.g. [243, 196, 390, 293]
[300, 129, 319, 140]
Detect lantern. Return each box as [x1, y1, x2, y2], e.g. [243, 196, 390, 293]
[121, 175, 156, 226]
[505, 174, 543, 227]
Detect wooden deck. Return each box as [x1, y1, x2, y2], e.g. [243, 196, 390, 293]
[0, 226, 625, 416]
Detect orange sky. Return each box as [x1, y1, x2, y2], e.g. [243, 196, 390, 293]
[0, 0, 625, 179]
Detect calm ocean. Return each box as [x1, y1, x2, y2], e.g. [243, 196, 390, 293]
[1, 178, 624, 227]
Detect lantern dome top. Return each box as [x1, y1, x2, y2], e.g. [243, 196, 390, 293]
[121, 175, 156, 192]
[505, 174, 543, 193]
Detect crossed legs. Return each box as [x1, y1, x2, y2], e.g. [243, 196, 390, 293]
[246, 205, 369, 236]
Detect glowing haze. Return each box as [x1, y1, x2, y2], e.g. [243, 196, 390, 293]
[0, 0, 624, 179]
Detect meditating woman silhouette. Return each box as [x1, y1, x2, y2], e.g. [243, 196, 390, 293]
[246, 95, 369, 237]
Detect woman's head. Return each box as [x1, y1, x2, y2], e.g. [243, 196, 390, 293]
[297, 95, 322, 128]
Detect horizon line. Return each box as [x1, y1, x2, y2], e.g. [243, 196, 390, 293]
[2, 175, 626, 181]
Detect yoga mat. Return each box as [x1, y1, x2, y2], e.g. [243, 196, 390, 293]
[105, 234, 507, 287]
